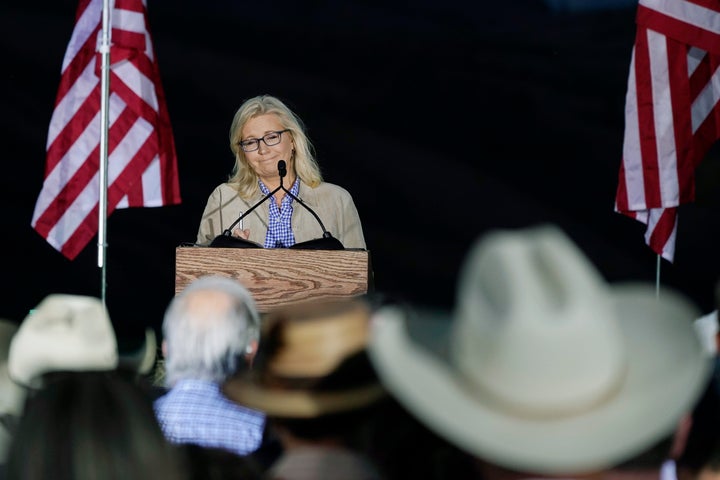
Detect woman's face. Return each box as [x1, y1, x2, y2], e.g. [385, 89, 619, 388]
[240, 113, 294, 183]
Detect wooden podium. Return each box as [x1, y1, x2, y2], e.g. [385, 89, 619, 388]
[175, 246, 371, 313]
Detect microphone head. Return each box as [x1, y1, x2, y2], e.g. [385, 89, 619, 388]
[278, 160, 287, 177]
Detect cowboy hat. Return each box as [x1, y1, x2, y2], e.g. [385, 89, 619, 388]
[223, 298, 385, 418]
[368, 224, 713, 475]
[8, 294, 156, 389]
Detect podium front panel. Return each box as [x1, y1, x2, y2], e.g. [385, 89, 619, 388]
[175, 247, 370, 313]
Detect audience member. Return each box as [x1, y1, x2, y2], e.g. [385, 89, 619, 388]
[4, 293, 187, 480]
[367, 224, 714, 479]
[223, 297, 387, 480]
[6, 371, 188, 480]
[154, 274, 266, 456]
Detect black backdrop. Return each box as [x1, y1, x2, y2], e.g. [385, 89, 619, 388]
[2, 0, 719, 343]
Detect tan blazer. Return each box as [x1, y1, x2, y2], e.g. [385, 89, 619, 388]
[196, 180, 367, 249]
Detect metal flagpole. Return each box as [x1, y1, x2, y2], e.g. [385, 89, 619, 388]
[97, 0, 112, 304]
[656, 254, 661, 298]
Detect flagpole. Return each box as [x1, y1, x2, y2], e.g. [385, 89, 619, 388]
[656, 254, 661, 298]
[97, 0, 112, 303]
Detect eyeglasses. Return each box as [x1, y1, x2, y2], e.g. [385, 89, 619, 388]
[238, 129, 290, 152]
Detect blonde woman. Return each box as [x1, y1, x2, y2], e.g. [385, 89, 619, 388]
[197, 94, 366, 250]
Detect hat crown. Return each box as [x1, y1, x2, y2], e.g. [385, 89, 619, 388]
[268, 302, 371, 378]
[451, 226, 626, 416]
[8, 294, 119, 388]
[368, 224, 710, 475]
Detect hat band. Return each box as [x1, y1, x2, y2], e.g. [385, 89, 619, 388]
[457, 363, 629, 420]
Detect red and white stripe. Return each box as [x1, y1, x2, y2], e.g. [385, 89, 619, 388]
[615, 0, 720, 262]
[31, 0, 180, 260]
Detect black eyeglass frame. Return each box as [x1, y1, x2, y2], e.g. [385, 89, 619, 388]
[238, 129, 291, 152]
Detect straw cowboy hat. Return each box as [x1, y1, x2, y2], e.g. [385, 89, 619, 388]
[8, 294, 156, 389]
[223, 298, 385, 418]
[368, 224, 713, 475]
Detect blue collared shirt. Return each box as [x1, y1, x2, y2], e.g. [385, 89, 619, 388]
[259, 177, 300, 248]
[154, 378, 265, 456]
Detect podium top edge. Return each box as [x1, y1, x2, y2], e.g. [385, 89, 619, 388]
[175, 244, 369, 253]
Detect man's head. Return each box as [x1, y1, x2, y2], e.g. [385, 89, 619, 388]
[162, 275, 260, 386]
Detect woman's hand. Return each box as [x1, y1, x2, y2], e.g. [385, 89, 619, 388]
[232, 228, 251, 240]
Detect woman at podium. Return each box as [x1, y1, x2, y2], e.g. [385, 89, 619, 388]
[196, 94, 366, 250]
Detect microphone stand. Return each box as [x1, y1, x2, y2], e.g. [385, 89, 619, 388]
[221, 187, 279, 237]
[276, 161, 333, 240]
[212, 160, 343, 250]
[210, 164, 284, 248]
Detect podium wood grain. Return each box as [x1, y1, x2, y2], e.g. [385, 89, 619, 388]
[175, 247, 370, 312]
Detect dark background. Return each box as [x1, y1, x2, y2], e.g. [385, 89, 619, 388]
[2, 0, 719, 344]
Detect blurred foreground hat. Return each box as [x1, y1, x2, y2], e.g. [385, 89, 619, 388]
[0, 320, 25, 416]
[224, 298, 385, 418]
[0, 319, 26, 462]
[368, 224, 713, 475]
[8, 294, 155, 389]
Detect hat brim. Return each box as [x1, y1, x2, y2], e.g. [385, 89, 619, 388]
[223, 378, 385, 418]
[368, 284, 713, 475]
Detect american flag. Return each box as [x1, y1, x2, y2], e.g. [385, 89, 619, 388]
[615, 0, 720, 262]
[31, 0, 181, 260]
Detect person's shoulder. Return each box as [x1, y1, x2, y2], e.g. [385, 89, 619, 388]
[213, 183, 237, 194]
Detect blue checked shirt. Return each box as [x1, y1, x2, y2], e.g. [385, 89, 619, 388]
[259, 177, 300, 248]
[154, 379, 265, 456]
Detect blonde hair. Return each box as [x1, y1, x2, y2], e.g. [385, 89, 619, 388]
[227, 95, 323, 199]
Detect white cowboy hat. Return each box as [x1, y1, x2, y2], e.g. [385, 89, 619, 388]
[8, 294, 155, 389]
[368, 224, 713, 475]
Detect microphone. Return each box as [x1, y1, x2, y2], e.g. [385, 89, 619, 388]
[211, 160, 344, 250]
[274, 161, 344, 250]
[219, 160, 289, 238]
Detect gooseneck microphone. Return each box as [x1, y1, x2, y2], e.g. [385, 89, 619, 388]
[210, 160, 344, 250]
[209, 162, 287, 248]
[221, 160, 290, 236]
[274, 160, 337, 243]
